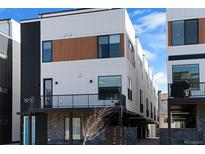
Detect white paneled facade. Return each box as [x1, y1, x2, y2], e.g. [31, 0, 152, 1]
[167, 8, 205, 84]
[40, 9, 158, 120]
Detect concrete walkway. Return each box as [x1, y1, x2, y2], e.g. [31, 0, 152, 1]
[136, 138, 159, 145]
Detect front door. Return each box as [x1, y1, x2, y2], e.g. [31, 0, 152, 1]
[43, 78, 53, 108]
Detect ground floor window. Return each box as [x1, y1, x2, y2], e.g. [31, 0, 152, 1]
[64, 117, 81, 140]
[31, 116, 35, 145]
[73, 118, 81, 140]
[65, 117, 70, 140]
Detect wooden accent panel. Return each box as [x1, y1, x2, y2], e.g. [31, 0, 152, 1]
[199, 18, 205, 44]
[120, 34, 124, 57]
[168, 21, 172, 46]
[53, 36, 97, 61]
[53, 34, 125, 62]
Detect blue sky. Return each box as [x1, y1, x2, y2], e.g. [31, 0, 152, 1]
[0, 8, 167, 92]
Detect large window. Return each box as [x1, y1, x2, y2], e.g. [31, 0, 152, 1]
[98, 34, 120, 58]
[42, 41, 52, 62]
[172, 64, 199, 90]
[65, 117, 70, 140]
[128, 77, 132, 101]
[150, 102, 153, 118]
[146, 98, 149, 117]
[172, 21, 184, 45]
[140, 90, 143, 113]
[172, 19, 198, 46]
[73, 118, 81, 140]
[43, 78, 53, 107]
[98, 76, 121, 100]
[185, 20, 198, 44]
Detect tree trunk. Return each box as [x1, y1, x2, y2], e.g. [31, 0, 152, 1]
[83, 138, 87, 145]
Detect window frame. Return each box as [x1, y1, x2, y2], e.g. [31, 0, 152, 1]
[43, 78, 53, 107]
[42, 40, 53, 62]
[172, 63, 200, 90]
[97, 34, 121, 59]
[140, 89, 143, 113]
[98, 75, 122, 100]
[128, 40, 135, 53]
[127, 77, 132, 101]
[72, 117, 81, 140]
[64, 116, 70, 141]
[146, 98, 149, 117]
[184, 19, 199, 45]
[171, 19, 199, 46]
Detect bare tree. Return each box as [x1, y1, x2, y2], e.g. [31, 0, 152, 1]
[82, 108, 112, 145]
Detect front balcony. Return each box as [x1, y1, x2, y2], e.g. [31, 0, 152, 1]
[168, 81, 205, 104]
[28, 94, 126, 111]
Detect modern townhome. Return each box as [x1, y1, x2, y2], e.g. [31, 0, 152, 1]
[20, 8, 159, 145]
[162, 8, 205, 144]
[0, 19, 20, 144]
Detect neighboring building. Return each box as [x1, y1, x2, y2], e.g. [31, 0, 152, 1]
[159, 93, 180, 129]
[159, 93, 168, 128]
[163, 8, 205, 144]
[20, 8, 159, 145]
[0, 19, 20, 144]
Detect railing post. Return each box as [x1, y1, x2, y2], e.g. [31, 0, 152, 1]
[88, 94, 89, 108]
[57, 96, 59, 108]
[72, 95, 74, 108]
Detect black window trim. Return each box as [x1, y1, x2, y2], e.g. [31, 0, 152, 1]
[42, 40, 53, 62]
[98, 75, 122, 99]
[171, 19, 199, 46]
[127, 77, 132, 101]
[97, 34, 121, 59]
[43, 78, 53, 107]
[128, 40, 135, 53]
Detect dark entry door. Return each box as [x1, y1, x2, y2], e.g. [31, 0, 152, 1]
[43, 79, 53, 108]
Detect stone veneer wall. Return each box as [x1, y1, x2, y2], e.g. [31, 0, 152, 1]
[125, 127, 138, 145]
[197, 104, 205, 143]
[47, 113, 66, 144]
[47, 113, 138, 145]
[160, 128, 199, 145]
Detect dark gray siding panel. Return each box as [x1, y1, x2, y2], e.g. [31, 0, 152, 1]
[21, 21, 40, 112]
[0, 33, 12, 144]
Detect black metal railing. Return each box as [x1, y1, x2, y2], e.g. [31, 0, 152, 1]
[29, 94, 126, 109]
[168, 82, 205, 98]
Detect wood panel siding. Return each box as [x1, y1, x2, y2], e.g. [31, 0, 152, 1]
[168, 21, 172, 46]
[52, 34, 124, 62]
[53, 36, 97, 61]
[199, 18, 205, 44]
[120, 34, 124, 57]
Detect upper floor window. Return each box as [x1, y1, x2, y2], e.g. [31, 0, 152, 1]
[172, 19, 198, 46]
[98, 34, 120, 58]
[172, 64, 199, 90]
[146, 98, 149, 117]
[140, 89, 143, 113]
[42, 41, 52, 62]
[98, 75, 121, 100]
[128, 40, 135, 53]
[128, 77, 132, 101]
